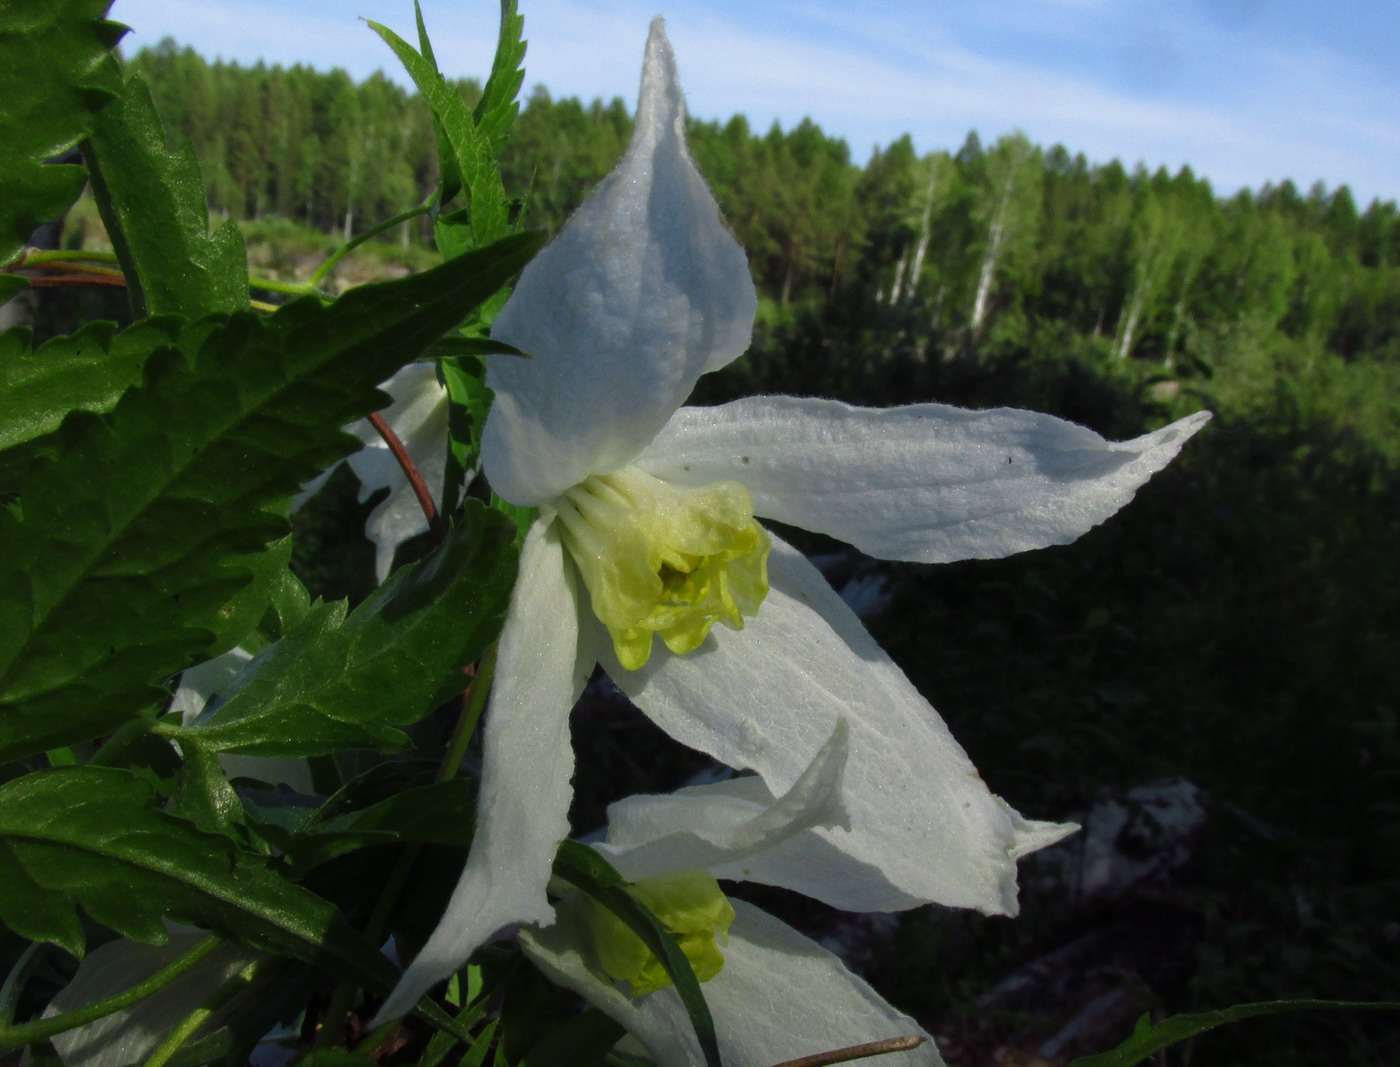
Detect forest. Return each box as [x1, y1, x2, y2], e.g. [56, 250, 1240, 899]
[14, 33, 1399, 1066]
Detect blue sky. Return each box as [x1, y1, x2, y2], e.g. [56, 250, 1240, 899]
[111, 0, 1400, 206]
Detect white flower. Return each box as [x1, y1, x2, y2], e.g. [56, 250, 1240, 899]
[375, 18, 1208, 1020]
[520, 723, 945, 1066]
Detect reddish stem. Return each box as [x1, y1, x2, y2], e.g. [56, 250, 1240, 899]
[368, 411, 446, 545]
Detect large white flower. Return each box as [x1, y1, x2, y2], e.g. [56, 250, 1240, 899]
[521, 723, 944, 1067]
[376, 18, 1208, 1020]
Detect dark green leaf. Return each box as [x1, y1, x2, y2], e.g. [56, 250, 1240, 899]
[176, 500, 515, 757]
[552, 841, 721, 1067]
[0, 316, 184, 498]
[0, 0, 125, 265]
[0, 317, 179, 457]
[256, 776, 476, 877]
[0, 276, 27, 307]
[0, 232, 542, 764]
[0, 765, 397, 993]
[1066, 1000, 1400, 1067]
[517, 1007, 623, 1067]
[82, 71, 247, 317]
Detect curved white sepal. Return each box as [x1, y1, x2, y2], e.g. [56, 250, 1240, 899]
[373, 517, 597, 1023]
[639, 397, 1211, 563]
[482, 19, 757, 506]
[344, 363, 451, 581]
[46, 930, 260, 1067]
[598, 718, 851, 882]
[520, 900, 944, 1067]
[608, 534, 1075, 915]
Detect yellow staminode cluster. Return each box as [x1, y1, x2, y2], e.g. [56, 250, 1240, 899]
[582, 870, 738, 996]
[556, 467, 770, 670]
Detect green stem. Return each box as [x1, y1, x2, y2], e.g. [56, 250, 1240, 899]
[0, 936, 222, 1051]
[17, 249, 119, 266]
[14, 246, 329, 302]
[86, 718, 154, 767]
[307, 202, 433, 290]
[436, 642, 497, 785]
[140, 954, 264, 1067]
[315, 642, 498, 1048]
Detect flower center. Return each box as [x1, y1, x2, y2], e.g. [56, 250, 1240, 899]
[581, 870, 737, 996]
[555, 466, 770, 670]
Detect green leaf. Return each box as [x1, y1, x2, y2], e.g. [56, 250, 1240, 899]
[0, 317, 182, 487]
[175, 500, 516, 758]
[552, 841, 721, 1067]
[1066, 999, 1400, 1067]
[82, 71, 247, 317]
[367, 17, 510, 250]
[0, 275, 27, 308]
[0, 765, 397, 993]
[0, 0, 125, 265]
[0, 231, 543, 764]
[473, 1, 527, 164]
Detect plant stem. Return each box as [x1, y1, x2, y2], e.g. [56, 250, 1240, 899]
[307, 202, 433, 290]
[0, 936, 222, 1050]
[140, 955, 265, 1067]
[369, 411, 446, 544]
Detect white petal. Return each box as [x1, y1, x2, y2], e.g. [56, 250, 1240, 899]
[345, 363, 451, 581]
[482, 20, 757, 506]
[598, 719, 851, 883]
[638, 397, 1210, 563]
[520, 900, 944, 1067]
[46, 930, 258, 1067]
[374, 516, 598, 1022]
[606, 535, 1075, 915]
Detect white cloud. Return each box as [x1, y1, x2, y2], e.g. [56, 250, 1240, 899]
[109, 0, 1400, 203]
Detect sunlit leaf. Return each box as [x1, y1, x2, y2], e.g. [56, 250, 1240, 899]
[176, 500, 515, 757]
[0, 0, 124, 265]
[0, 232, 541, 764]
[82, 71, 247, 317]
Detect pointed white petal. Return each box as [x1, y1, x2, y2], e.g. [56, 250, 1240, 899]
[46, 930, 258, 1067]
[607, 535, 1075, 915]
[599, 719, 851, 882]
[521, 900, 944, 1067]
[638, 397, 1210, 563]
[482, 20, 757, 506]
[374, 517, 598, 1022]
[344, 363, 451, 581]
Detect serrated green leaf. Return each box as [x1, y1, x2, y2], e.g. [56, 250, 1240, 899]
[82, 70, 247, 317]
[0, 765, 397, 992]
[367, 17, 510, 251]
[205, 536, 295, 660]
[177, 500, 515, 758]
[552, 841, 721, 1067]
[474, 1, 526, 163]
[0, 231, 542, 764]
[0, 0, 125, 265]
[0, 316, 181, 477]
[1066, 999, 1400, 1067]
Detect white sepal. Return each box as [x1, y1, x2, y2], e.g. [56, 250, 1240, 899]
[374, 516, 597, 1023]
[607, 534, 1076, 915]
[639, 397, 1211, 563]
[520, 900, 944, 1067]
[482, 20, 757, 506]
